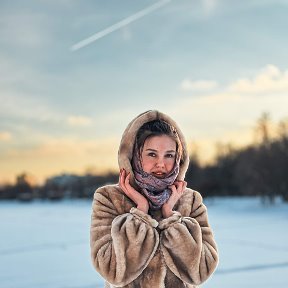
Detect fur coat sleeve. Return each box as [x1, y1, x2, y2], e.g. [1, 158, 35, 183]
[90, 185, 160, 287]
[158, 189, 218, 285]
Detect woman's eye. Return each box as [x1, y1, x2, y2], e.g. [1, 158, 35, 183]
[166, 154, 175, 158]
[148, 153, 156, 157]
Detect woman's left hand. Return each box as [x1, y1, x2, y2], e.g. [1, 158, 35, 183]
[162, 180, 187, 218]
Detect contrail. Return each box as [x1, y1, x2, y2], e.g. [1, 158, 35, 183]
[70, 0, 172, 51]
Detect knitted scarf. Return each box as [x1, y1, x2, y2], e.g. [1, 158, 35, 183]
[132, 143, 180, 210]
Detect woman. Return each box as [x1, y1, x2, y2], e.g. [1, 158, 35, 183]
[90, 110, 218, 288]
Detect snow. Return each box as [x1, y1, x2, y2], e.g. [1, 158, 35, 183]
[0, 197, 288, 288]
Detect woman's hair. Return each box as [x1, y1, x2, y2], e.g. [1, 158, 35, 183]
[135, 120, 182, 160]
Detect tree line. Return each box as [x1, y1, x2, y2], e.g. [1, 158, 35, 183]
[186, 113, 288, 203]
[1, 113, 287, 203]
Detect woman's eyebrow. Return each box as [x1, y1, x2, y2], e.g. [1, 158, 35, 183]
[145, 149, 176, 153]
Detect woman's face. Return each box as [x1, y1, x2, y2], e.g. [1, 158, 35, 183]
[141, 135, 177, 178]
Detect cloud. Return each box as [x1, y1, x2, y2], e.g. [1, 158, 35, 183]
[0, 89, 63, 125]
[0, 11, 52, 48]
[180, 79, 219, 91]
[202, 0, 218, 15]
[67, 116, 92, 127]
[0, 132, 12, 141]
[228, 65, 288, 94]
[121, 26, 132, 41]
[180, 64, 288, 96]
[0, 54, 65, 123]
[172, 64, 288, 147]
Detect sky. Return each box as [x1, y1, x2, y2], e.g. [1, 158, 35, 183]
[1, 0, 288, 184]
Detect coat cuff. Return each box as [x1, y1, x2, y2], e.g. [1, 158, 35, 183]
[130, 207, 159, 228]
[158, 211, 182, 230]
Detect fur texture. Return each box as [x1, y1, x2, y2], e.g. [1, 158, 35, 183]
[90, 110, 218, 287]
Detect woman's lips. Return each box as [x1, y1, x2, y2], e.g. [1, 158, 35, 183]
[152, 172, 166, 178]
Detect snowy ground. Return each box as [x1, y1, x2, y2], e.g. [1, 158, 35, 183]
[0, 196, 288, 288]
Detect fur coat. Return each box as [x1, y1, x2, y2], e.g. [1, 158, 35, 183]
[90, 110, 218, 287]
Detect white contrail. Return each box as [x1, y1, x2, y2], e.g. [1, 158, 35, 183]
[70, 0, 172, 51]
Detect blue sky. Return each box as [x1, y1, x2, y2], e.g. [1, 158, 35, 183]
[1, 0, 288, 183]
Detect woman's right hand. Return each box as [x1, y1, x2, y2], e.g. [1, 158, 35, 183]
[119, 168, 149, 214]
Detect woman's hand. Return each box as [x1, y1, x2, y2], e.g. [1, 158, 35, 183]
[119, 168, 149, 214]
[162, 180, 187, 218]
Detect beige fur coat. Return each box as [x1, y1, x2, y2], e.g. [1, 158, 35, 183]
[90, 111, 218, 287]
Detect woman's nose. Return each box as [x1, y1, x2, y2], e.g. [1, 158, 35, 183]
[155, 158, 165, 168]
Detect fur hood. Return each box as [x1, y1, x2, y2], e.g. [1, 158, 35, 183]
[118, 110, 190, 182]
